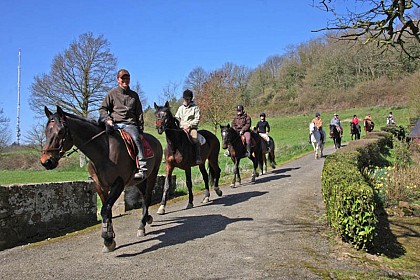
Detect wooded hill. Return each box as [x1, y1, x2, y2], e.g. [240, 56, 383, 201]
[157, 33, 419, 128]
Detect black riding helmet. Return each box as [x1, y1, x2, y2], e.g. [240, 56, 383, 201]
[260, 112, 266, 117]
[183, 89, 193, 100]
[237, 105, 244, 112]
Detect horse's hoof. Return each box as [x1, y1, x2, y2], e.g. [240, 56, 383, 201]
[147, 215, 153, 224]
[255, 172, 259, 177]
[186, 203, 193, 209]
[102, 240, 116, 253]
[202, 197, 210, 204]
[137, 229, 145, 237]
[156, 205, 166, 215]
[230, 183, 236, 188]
[215, 188, 223, 197]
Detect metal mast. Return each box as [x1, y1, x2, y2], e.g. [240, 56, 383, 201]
[16, 49, 21, 145]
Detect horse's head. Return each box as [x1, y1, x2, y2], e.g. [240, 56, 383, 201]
[154, 101, 178, 134]
[309, 122, 317, 134]
[220, 124, 238, 149]
[40, 106, 73, 170]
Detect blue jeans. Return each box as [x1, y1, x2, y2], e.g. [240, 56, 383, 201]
[115, 123, 145, 165]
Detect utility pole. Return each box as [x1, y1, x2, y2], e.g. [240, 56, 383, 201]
[16, 49, 21, 145]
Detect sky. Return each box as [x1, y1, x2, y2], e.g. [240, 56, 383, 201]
[0, 0, 336, 144]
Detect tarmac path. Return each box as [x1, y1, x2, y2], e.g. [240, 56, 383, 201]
[0, 146, 366, 279]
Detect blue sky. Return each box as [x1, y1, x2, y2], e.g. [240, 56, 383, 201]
[0, 0, 335, 143]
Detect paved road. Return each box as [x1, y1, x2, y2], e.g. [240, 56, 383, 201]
[0, 147, 363, 279]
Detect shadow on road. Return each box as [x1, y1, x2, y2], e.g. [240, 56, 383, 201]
[115, 214, 252, 257]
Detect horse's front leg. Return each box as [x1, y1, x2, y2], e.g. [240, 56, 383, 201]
[157, 165, 174, 215]
[101, 177, 124, 253]
[185, 168, 194, 209]
[199, 164, 210, 203]
[230, 159, 241, 188]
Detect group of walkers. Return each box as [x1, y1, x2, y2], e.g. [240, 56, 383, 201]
[99, 68, 272, 178]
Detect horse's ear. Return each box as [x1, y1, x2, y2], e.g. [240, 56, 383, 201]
[164, 101, 170, 108]
[154, 102, 159, 111]
[45, 106, 52, 118]
[56, 106, 66, 121]
[227, 123, 230, 128]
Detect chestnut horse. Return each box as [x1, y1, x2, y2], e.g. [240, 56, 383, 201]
[220, 124, 263, 188]
[154, 101, 222, 215]
[40, 106, 162, 253]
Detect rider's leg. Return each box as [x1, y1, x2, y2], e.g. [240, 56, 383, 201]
[123, 124, 147, 178]
[190, 129, 202, 164]
[244, 132, 251, 157]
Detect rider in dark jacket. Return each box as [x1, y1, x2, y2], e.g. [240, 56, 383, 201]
[232, 105, 252, 157]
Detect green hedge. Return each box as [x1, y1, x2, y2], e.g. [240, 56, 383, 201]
[321, 132, 392, 249]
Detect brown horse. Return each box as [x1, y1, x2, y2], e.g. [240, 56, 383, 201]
[259, 135, 276, 172]
[220, 124, 263, 188]
[40, 106, 163, 253]
[154, 101, 222, 214]
[364, 119, 375, 134]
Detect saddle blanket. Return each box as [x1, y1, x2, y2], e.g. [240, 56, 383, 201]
[119, 130, 154, 167]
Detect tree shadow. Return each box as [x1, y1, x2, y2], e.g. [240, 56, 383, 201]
[115, 214, 252, 257]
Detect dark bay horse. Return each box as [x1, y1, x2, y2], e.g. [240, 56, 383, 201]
[40, 106, 163, 253]
[259, 135, 276, 172]
[329, 124, 342, 149]
[220, 124, 263, 188]
[350, 122, 361, 140]
[154, 101, 222, 215]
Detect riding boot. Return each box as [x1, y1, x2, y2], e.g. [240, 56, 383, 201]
[195, 142, 202, 164]
[245, 142, 251, 157]
[134, 137, 147, 179]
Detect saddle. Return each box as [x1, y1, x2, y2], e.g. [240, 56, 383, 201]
[184, 131, 206, 145]
[240, 134, 256, 148]
[119, 130, 154, 168]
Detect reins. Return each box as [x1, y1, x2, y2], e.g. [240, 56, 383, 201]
[64, 130, 106, 157]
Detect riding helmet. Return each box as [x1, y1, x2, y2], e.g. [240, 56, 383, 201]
[315, 112, 320, 117]
[237, 105, 244, 112]
[260, 112, 266, 117]
[183, 89, 193, 100]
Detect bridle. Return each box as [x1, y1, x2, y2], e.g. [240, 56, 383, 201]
[155, 109, 181, 132]
[41, 118, 105, 159]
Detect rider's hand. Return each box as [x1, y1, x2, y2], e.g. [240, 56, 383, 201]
[183, 124, 190, 132]
[240, 131, 244, 135]
[106, 119, 113, 126]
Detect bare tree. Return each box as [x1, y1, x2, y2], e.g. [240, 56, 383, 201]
[314, 0, 420, 58]
[196, 70, 238, 132]
[0, 108, 11, 149]
[29, 32, 117, 118]
[184, 67, 208, 96]
[23, 121, 46, 150]
[132, 81, 148, 107]
[160, 81, 181, 109]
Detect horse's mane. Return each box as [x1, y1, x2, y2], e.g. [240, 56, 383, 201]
[64, 112, 102, 128]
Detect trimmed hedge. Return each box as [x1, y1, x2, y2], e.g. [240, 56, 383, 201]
[321, 132, 392, 249]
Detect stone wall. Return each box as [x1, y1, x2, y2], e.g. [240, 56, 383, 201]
[0, 175, 176, 251]
[0, 181, 97, 251]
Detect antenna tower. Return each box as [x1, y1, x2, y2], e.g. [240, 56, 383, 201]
[16, 49, 21, 145]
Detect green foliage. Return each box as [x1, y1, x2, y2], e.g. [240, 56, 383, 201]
[321, 132, 394, 250]
[393, 139, 413, 170]
[322, 152, 377, 250]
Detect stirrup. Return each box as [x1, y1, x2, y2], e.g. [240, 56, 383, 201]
[134, 169, 145, 179]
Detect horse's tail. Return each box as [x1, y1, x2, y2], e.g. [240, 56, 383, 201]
[268, 139, 276, 165]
